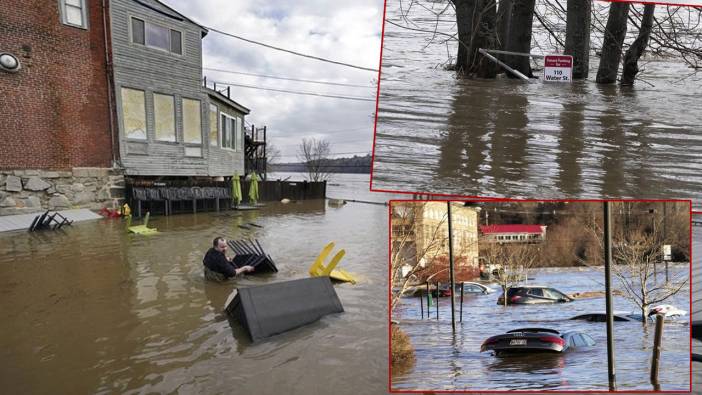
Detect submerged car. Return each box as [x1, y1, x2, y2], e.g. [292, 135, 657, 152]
[434, 282, 495, 297]
[480, 328, 595, 354]
[571, 305, 688, 322]
[497, 286, 573, 305]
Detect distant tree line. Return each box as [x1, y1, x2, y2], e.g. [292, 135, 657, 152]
[271, 154, 372, 174]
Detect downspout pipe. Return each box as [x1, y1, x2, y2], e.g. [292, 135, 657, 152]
[101, 0, 119, 167]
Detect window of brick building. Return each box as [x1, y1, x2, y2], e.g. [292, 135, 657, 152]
[59, 0, 88, 29]
[121, 88, 147, 140]
[154, 93, 176, 142]
[131, 17, 183, 55]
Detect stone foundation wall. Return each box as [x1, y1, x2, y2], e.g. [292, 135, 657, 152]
[0, 168, 124, 216]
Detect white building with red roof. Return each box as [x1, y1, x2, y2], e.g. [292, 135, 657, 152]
[479, 224, 547, 243]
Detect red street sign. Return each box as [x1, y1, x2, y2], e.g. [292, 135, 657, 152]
[544, 56, 573, 68]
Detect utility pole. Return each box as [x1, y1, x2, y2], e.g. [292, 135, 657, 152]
[447, 201, 456, 334]
[663, 202, 668, 283]
[604, 202, 617, 391]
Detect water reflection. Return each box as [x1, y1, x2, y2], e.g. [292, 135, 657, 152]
[0, 175, 390, 395]
[373, 0, 702, 201]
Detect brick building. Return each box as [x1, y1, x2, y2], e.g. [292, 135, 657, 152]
[0, 0, 121, 215]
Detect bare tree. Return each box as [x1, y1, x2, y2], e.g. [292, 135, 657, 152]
[265, 143, 281, 173]
[621, 4, 656, 85]
[564, 0, 591, 79]
[611, 223, 688, 319]
[297, 137, 332, 182]
[390, 201, 479, 311]
[481, 239, 539, 306]
[597, 2, 630, 83]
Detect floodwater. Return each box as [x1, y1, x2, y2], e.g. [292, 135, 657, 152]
[372, 0, 702, 203]
[392, 266, 691, 391]
[0, 173, 391, 395]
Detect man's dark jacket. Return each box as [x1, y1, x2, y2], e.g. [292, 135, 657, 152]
[203, 248, 236, 278]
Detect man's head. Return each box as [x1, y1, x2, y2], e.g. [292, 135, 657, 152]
[213, 237, 227, 253]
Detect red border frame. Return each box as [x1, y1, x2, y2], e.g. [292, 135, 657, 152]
[368, 0, 702, 211]
[602, 0, 702, 7]
[387, 198, 693, 393]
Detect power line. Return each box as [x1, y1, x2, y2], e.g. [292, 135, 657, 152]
[212, 80, 376, 102]
[205, 26, 379, 72]
[204, 67, 371, 88]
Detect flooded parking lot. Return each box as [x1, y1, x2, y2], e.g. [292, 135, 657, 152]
[392, 266, 690, 391]
[0, 174, 392, 395]
[372, 0, 702, 202]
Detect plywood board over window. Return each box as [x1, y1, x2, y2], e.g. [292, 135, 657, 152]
[209, 104, 218, 147]
[121, 88, 146, 140]
[154, 93, 175, 142]
[182, 98, 202, 144]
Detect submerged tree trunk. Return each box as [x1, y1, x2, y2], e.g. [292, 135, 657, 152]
[453, 0, 477, 73]
[505, 0, 536, 78]
[474, 0, 498, 78]
[496, 0, 514, 52]
[596, 2, 630, 84]
[621, 4, 655, 86]
[564, 0, 592, 79]
[454, 0, 498, 78]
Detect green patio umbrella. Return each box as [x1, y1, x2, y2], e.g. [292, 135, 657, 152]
[232, 171, 242, 207]
[248, 171, 259, 206]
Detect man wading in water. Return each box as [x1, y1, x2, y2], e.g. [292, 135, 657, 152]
[203, 237, 255, 282]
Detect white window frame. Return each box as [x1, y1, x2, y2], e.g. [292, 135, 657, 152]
[129, 16, 184, 56]
[220, 113, 236, 151]
[59, 0, 88, 29]
[120, 87, 148, 141]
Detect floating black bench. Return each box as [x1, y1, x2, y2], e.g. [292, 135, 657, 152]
[227, 239, 278, 273]
[226, 276, 344, 342]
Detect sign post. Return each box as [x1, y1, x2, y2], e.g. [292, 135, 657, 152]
[544, 55, 573, 82]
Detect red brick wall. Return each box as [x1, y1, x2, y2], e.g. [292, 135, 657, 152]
[0, 0, 114, 170]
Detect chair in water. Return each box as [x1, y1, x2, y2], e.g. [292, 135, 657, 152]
[308, 242, 357, 284]
[125, 212, 158, 235]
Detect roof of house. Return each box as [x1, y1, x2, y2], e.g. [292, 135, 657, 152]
[133, 0, 209, 37]
[205, 87, 251, 114]
[480, 224, 546, 234]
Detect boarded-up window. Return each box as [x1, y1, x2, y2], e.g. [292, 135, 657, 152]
[209, 104, 218, 147]
[235, 117, 243, 152]
[154, 93, 175, 142]
[182, 98, 201, 144]
[121, 88, 146, 140]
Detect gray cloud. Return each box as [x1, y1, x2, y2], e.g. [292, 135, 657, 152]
[162, 0, 384, 159]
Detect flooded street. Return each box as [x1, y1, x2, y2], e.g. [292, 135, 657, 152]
[372, 0, 702, 202]
[0, 174, 390, 395]
[392, 266, 690, 391]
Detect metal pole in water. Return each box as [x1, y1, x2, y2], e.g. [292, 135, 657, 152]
[426, 281, 430, 319]
[460, 282, 464, 323]
[419, 290, 424, 319]
[447, 202, 456, 333]
[604, 202, 617, 391]
[436, 281, 439, 320]
[650, 313, 664, 388]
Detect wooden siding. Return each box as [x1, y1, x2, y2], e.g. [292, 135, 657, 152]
[207, 95, 245, 176]
[110, 0, 242, 177]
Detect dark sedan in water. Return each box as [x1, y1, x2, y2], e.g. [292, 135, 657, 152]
[496, 286, 573, 305]
[480, 328, 595, 355]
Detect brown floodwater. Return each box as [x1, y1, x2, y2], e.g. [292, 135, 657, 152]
[0, 174, 393, 394]
[372, 0, 702, 204]
[393, 266, 691, 392]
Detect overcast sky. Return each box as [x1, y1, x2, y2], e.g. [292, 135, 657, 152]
[162, 0, 384, 161]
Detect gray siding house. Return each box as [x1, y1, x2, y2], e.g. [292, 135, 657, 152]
[110, 0, 246, 177]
